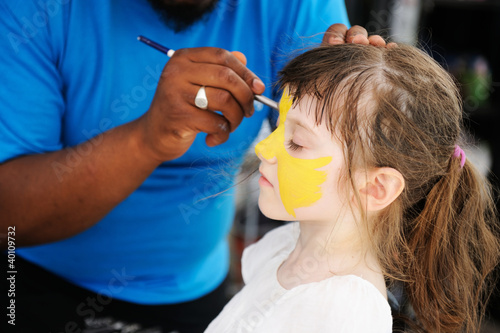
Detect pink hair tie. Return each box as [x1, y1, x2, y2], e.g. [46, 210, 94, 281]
[453, 145, 466, 169]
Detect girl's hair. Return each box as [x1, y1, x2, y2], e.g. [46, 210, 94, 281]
[278, 44, 500, 333]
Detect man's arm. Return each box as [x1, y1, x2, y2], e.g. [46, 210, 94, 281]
[0, 120, 159, 246]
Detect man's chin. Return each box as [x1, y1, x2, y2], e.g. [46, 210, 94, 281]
[147, 0, 219, 33]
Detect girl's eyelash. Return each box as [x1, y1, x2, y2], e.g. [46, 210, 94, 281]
[287, 139, 303, 151]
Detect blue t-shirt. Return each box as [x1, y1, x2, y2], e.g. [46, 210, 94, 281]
[0, 0, 349, 304]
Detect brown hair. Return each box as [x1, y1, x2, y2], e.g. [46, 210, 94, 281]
[278, 43, 500, 333]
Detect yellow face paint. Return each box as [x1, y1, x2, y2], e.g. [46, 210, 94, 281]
[255, 91, 332, 217]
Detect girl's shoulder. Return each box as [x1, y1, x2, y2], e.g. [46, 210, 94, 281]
[276, 275, 392, 332]
[314, 274, 390, 309]
[241, 222, 298, 283]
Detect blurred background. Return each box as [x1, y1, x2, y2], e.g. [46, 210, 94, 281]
[229, 1, 500, 332]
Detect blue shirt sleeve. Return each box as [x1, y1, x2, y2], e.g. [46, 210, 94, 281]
[0, 1, 65, 162]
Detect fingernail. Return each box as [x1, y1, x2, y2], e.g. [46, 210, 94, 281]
[329, 36, 343, 44]
[252, 78, 265, 92]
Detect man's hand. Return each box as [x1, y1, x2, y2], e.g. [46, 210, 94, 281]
[322, 23, 397, 48]
[137, 47, 265, 163]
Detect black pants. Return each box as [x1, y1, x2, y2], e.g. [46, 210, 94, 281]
[3, 255, 229, 333]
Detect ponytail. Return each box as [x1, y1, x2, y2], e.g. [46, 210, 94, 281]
[402, 156, 500, 332]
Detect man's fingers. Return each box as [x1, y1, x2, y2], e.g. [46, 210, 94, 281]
[351, 34, 370, 45]
[231, 51, 247, 65]
[368, 35, 386, 47]
[178, 47, 265, 116]
[323, 23, 348, 45]
[190, 86, 244, 132]
[184, 62, 256, 117]
[186, 107, 231, 147]
[346, 25, 369, 44]
[324, 24, 391, 47]
[182, 47, 265, 95]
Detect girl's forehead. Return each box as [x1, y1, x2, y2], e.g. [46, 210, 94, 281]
[287, 107, 317, 129]
[288, 95, 331, 129]
[287, 95, 317, 119]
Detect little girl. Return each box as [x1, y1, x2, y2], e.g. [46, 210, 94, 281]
[205, 43, 500, 333]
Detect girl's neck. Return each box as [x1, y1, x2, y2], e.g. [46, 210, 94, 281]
[295, 215, 368, 265]
[277, 218, 386, 298]
[296, 219, 364, 255]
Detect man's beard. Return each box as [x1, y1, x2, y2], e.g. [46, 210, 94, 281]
[147, 0, 220, 33]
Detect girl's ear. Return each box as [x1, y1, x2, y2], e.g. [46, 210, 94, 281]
[357, 167, 405, 212]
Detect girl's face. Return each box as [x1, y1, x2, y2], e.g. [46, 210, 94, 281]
[255, 91, 349, 222]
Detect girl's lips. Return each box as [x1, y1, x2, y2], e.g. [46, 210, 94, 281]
[258, 174, 273, 187]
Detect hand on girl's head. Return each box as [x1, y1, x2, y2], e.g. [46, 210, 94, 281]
[323, 23, 396, 48]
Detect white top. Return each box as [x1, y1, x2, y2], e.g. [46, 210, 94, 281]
[205, 222, 392, 333]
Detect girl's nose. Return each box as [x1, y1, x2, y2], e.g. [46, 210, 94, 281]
[255, 132, 278, 164]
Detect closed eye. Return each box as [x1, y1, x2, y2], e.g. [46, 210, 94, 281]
[287, 139, 303, 151]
